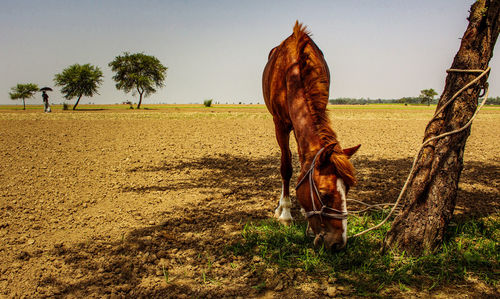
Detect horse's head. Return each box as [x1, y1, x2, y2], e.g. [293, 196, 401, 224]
[296, 143, 360, 251]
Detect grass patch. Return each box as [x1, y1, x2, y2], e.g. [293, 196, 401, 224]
[230, 212, 499, 295]
[2, 103, 498, 113]
[162, 265, 169, 283]
[328, 104, 437, 110]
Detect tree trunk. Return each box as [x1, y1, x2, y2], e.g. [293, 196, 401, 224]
[137, 90, 144, 109]
[383, 0, 500, 255]
[22, 98, 26, 110]
[73, 95, 82, 110]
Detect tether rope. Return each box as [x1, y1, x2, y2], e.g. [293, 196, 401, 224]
[347, 198, 401, 214]
[350, 67, 491, 238]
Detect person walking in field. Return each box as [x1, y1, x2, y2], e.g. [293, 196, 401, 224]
[42, 91, 51, 112]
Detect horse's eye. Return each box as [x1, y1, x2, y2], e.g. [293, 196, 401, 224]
[320, 192, 331, 200]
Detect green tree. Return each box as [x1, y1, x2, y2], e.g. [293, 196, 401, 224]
[419, 88, 438, 106]
[109, 52, 167, 109]
[9, 83, 39, 110]
[54, 63, 103, 110]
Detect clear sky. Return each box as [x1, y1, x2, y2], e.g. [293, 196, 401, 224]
[1, 0, 498, 105]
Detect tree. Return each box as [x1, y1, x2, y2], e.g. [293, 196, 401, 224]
[419, 88, 438, 106]
[109, 52, 167, 109]
[383, 0, 499, 255]
[9, 83, 39, 110]
[54, 63, 103, 110]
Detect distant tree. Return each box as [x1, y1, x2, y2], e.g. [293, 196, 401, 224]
[54, 63, 103, 110]
[109, 52, 167, 109]
[419, 88, 438, 106]
[204, 99, 213, 107]
[9, 83, 39, 110]
[486, 96, 500, 105]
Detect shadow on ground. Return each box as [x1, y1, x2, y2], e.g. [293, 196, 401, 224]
[124, 153, 282, 199]
[352, 156, 499, 217]
[36, 154, 498, 297]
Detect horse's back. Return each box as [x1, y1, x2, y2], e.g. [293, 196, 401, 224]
[263, 40, 293, 126]
[262, 23, 330, 127]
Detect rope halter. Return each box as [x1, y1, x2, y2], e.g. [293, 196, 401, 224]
[295, 147, 348, 222]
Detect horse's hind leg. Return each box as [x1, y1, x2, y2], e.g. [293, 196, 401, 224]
[274, 123, 293, 226]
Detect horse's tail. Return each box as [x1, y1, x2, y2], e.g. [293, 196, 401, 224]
[290, 21, 335, 143]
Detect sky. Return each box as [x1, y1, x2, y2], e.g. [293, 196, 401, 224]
[1, 0, 499, 105]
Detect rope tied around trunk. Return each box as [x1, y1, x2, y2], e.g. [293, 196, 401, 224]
[350, 67, 491, 238]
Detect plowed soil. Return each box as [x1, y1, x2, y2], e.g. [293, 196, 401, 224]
[0, 106, 498, 298]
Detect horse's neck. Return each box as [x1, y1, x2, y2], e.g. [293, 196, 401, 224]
[289, 101, 322, 166]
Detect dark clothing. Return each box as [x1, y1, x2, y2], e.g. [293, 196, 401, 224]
[42, 92, 50, 112]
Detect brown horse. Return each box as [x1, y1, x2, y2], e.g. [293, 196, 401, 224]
[263, 21, 360, 250]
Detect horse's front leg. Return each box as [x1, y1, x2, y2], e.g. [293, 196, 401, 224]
[274, 124, 293, 226]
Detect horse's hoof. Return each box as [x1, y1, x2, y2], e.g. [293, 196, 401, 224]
[278, 217, 292, 226]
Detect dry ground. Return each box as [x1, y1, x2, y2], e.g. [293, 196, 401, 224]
[0, 105, 498, 298]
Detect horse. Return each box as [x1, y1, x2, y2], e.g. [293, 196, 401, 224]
[262, 21, 360, 250]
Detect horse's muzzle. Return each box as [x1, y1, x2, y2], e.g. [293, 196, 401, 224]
[313, 231, 346, 251]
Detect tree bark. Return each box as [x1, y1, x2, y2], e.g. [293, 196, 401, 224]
[137, 92, 143, 109]
[73, 95, 82, 110]
[383, 0, 500, 255]
[22, 98, 26, 110]
[137, 87, 144, 109]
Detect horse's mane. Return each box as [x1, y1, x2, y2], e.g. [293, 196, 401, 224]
[329, 148, 357, 186]
[292, 21, 336, 146]
[292, 21, 356, 186]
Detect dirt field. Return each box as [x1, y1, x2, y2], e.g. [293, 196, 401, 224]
[0, 105, 498, 298]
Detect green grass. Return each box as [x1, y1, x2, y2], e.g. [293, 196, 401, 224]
[2, 103, 499, 111]
[0, 105, 47, 110]
[230, 212, 499, 295]
[328, 103, 438, 110]
[328, 103, 500, 110]
[0, 104, 270, 111]
[162, 265, 169, 283]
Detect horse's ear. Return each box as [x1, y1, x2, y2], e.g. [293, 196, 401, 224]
[343, 144, 361, 158]
[319, 142, 341, 165]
